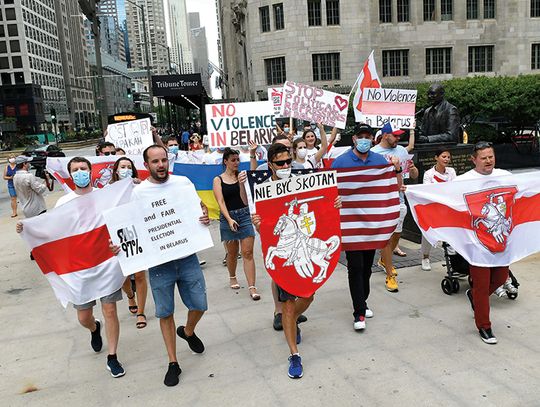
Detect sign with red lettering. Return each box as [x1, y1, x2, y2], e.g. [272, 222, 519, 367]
[268, 87, 283, 117]
[279, 81, 349, 129]
[360, 88, 417, 129]
[205, 101, 276, 148]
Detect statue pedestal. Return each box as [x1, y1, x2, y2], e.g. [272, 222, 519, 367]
[401, 143, 474, 243]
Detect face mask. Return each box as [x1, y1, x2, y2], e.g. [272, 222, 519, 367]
[218, 147, 225, 152]
[8, 158, 15, 164]
[168, 146, 179, 155]
[72, 170, 91, 188]
[284, 127, 290, 133]
[275, 168, 291, 179]
[355, 138, 372, 154]
[297, 149, 308, 159]
[118, 168, 133, 179]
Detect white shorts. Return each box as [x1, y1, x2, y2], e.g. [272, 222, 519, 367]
[395, 203, 407, 233]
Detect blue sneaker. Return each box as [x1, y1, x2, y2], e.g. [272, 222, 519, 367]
[288, 354, 303, 379]
[106, 357, 126, 378]
[296, 325, 301, 344]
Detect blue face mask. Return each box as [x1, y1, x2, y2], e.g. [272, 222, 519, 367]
[355, 138, 372, 154]
[168, 146, 179, 155]
[72, 170, 91, 188]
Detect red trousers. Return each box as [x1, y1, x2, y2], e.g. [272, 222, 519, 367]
[469, 265, 509, 330]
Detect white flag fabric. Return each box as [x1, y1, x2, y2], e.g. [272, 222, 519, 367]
[19, 179, 134, 307]
[405, 172, 540, 267]
[352, 50, 381, 122]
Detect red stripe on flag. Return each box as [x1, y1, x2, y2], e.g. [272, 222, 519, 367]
[415, 203, 472, 231]
[337, 172, 395, 183]
[513, 193, 540, 225]
[342, 240, 389, 251]
[341, 225, 397, 236]
[338, 185, 398, 195]
[342, 198, 400, 208]
[341, 212, 400, 222]
[32, 225, 114, 275]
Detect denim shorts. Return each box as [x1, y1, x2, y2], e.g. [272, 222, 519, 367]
[73, 289, 122, 310]
[220, 206, 255, 242]
[148, 254, 208, 318]
[7, 184, 16, 197]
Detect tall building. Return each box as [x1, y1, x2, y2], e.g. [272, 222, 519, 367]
[189, 12, 211, 91]
[218, 0, 540, 101]
[166, 0, 193, 74]
[97, 0, 127, 62]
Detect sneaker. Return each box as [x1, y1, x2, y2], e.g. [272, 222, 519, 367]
[106, 356, 126, 378]
[296, 325, 302, 345]
[91, 320, 103, 353]
[479, 328, 497, 344]
[365, 308, 374, 318]
[378, 258, 398, 276]
[164, 362, 182, 387]
[353, 316, 366, 331]
[273, 313, 283, 331]
[199, 259, 206, 266]
[465, 289, 475, 312]
[385, 275, 399, 292]
[176, 326, 205, 354]
[288, 354, 303, 379]
[297, 314, 308, 324]
[494, 286, 507, 298]
[421, 258, 431, 271]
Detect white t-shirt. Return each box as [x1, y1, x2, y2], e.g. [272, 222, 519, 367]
[423, 166, 457, 184]
[55, 188, 97, 208]
[371, 144, 410, 203]
[457, 168, 511, 180]
[305, 147, 318, 162]
[203, 151, 223, 165]
[294, 156, 317, 169]
[132, 175, 196, 202]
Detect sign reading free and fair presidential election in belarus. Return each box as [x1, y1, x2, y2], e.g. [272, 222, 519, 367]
[255, 172, 342, 298]
[359, 88, 417, 129]
[102, 181, 214, 276]
[206, 101, 277, 148]
[279, 81, 349, 129]
[105, 118, 153, 155]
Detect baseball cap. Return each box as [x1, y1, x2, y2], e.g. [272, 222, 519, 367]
[353, 123, 374, 136]
[15, 155, 33, 165]
[381, 122, 405, 136]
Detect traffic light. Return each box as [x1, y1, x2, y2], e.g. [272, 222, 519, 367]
[50, 107, 57, 123]
[127, 86, 133, 99]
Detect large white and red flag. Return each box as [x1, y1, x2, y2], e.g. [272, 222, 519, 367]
[352, 50, 382, 122]
[405, 172, 540, 267]
[19, 179, 134, 307]
[336, 164, 400, 250]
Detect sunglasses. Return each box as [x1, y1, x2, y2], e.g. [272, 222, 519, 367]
[474, 141, 493, 151]
[103, 151, 117, 156]
[271, 158, 292, 166]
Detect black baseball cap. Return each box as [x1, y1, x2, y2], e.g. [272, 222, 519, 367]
[353, 123, 374, 136]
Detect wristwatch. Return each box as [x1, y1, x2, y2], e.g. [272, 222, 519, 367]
[250, 155, 256, 159]
[395, 167, 403, 173]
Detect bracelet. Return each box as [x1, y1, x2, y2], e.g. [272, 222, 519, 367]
[250, 155, 256, 159]
[395, 168, 403, 174]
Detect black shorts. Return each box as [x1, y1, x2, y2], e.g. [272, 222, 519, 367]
[277, 284, 297, 302]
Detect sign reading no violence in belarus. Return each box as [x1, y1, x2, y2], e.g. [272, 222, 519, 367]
[360, 88, 417, 129]
[279, 81, 349, 129]
[206, 101, 276, 148]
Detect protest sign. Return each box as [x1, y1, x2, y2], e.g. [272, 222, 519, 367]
[106, 118, 153, 155]
[401, 153, 415, 179]
[255, 171, 341, 297]
[279, 81, 349, 129]
[206, 101, 276, 148]
[103, 181, 213, 276]
[359, 88, 417, 129]
[268, 87, 283, 117]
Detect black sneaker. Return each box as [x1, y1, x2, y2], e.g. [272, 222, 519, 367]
[176, 326, 205, 353]
[297, 314, 308, 324]
[479, 328, 497, 344]
[466, 289, 475, 312]
[164, 362, 182, 387]
[91, 320, 103, 353]
[273, 313, 283, 331]
[106, 355, 126, 378]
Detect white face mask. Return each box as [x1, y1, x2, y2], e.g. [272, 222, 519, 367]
[296, 149, 308, 159]
[275, 168, 291, 179]
[118, 168, 133, 179]
[8, 158, 15, 164]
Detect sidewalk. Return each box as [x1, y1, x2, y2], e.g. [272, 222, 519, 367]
[1, 191, 539, 406]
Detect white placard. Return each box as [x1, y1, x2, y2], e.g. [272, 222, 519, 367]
[268, 87, 283, 118]
[359, 88, 417, 129]
[103, 183, 214, 275]
[105, 118, 153, 155]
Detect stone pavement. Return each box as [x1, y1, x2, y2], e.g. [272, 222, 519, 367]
[1, 191, 540, 406]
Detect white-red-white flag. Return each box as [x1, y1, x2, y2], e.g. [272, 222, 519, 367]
[337, 164, 400, 250]
[406, 172, 540, 267]
[19, 179, 134, 307]
[352, 50, 381, 122]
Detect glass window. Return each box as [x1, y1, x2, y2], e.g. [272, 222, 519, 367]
[424, 0, 435, 21]
[0, 41, 6, 53]
[9, 40, 19, 52]
[259, 6, 270, 33]
[0, 26, 4, 37]
[7, 24, 17, 36]
[273, 3, 284, 30]
[468, 45, 494, 72]
[441, 0, 453, 20]
[308, 0, 322, 26]
[397, 0, 409, 22]
[382, 49, 409, 77]
[326, 0, 340, 25]
[265, 57, 286, 85]
[379, 0, 392, 23]
[0, 56, 9, 69]
[312, 53, 340, 81]
[426, 48, 452, 74]
[531, 0, 540, 17]
[484, 0, 496, 18]
[12, 55, 21, 68]
[532, 43, 540, 69]
[467, 0, 479, 19]
[5, 8, 16, 20]
[14, 71, 24, 83]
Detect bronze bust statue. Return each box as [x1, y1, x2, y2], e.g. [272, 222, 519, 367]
[418, 84, 460, 144]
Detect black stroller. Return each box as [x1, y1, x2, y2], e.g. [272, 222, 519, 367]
[440, 243, 519, 299]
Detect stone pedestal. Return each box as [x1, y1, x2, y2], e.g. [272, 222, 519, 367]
[401, 143, 474, 243]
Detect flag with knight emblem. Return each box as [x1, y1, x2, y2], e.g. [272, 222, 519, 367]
[405, 171, 540, 267]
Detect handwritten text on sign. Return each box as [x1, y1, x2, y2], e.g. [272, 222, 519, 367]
[279, 81, 349, 129]
[206, 101, 276, 148]
[360, 88, 417, 129]
[105, 118, 153, 155]
[255, 171, 337, 203]
[268, 87, 283, 118]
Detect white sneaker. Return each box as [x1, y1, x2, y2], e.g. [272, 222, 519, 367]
[421, 258, 431, 271]
[365, 308, 374, 318]
[353, 316, 366, 331]
[494, 286, 506, 298]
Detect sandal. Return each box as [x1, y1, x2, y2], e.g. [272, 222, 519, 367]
[127, 293, 138, 314]
[11, 214, 17, 218]
[249, 286, 261, 301]
[229, 276, 240, 290]
[393, 248, 407, 257]
[136, 314, 147, 329]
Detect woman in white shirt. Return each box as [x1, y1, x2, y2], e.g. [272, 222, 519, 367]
[293, 124, 331, 169]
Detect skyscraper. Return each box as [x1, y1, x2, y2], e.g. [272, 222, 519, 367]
[189, 12, 210, 91]
[166, 0, 193, 74]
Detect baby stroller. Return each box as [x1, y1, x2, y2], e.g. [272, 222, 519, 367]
[440, 243, 519, 299]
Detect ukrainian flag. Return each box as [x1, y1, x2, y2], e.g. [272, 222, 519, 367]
[173, 162, 254, 220]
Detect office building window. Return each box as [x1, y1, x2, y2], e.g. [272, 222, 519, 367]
[397, 0, 409, 22]
[5, 8, 16, 20]
[424, 0, 435, 21]
[308, 0, 322, 26]
[379, 0, 392, 23]
[0, 41, 6, 53]
[426, 48, 452, 74]
[12, 55, 21, 68]
[532, 44, 540, 69]
[326, 0, 340, 25]
[9, 40, 19, 52]
[467, 0, 479, 19]
[312, 53, 340, 81]
[273, 4, 284, 30]
[468, 46, 494, 72]
[265, 57, 286, 85]
[7, 24, 17, 36]
[0, 56, 8, 69]
[259, 6, 270, 33]
[532, 0, 540, 17]
[484, 0, 495, 18]
[382, 49, 409, 77]
[441, 0, 453, 20]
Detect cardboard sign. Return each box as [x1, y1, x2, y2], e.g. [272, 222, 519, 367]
[360, 88, 417, 129]
[268, 87, 283, 117]
[103, 182, 214, 276]
[105, 118, 153, 155]
[279, 81, 349, 129]
[402, 153, 415, 179]
[255, 172, 341, 297]
[206, 101, 276, 147]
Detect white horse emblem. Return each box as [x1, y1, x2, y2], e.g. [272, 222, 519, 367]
[265, 197, 340, 284]
[472, 192, 512, 244]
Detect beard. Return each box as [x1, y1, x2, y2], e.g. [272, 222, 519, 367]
[150, 167, 169, 183]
